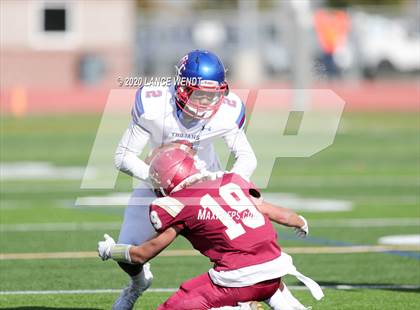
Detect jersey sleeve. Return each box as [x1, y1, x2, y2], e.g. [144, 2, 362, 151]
[130, 86, 169, 132]
[114, 121, 150, 180]
[220, 92, 247, 131]
[149, 196, 186, 233]
[223, 129, 257, 181]
[216, 92, 256, 179]
[131, 87, 152, 134]
[235, 100, 246, 130]
[118, 86, 171, 180]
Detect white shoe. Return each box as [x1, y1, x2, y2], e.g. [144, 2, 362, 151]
[249, 302, 265, 310]
[238, 302, 264, 310]
[112, 263, 153, 310]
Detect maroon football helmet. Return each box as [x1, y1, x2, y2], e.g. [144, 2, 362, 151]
[149, 145, 199, 196]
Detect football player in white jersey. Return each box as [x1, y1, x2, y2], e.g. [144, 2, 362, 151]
[112, 50, 257, 309]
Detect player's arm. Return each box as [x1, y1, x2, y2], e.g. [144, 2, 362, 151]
[114, 87, 153, 181]
[251, 196, 309, 237]
[128, 227, 178, 264]
[222, 98, 257, 180]
[114, 121, 151, 180]
[223, 128, 257, 180]
[97, 227, 179, 264]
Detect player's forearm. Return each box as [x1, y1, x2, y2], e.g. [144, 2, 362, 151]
[98, 242, 154, 265]
[256, 200, 305, 228]
[274, 207, 305, 228]
[128, 246, 153, 264]
[114, 150, 150, 180]
[230, 152, 257, 180]
[224, 130, 257, 179]
[102, 243, 155, 264]
[128, 228, 178, 264]
[114, 122, 151, 180]
[107, 235, 174, 265]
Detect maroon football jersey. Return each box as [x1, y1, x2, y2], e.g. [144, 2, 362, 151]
[149, 173, 281, 271]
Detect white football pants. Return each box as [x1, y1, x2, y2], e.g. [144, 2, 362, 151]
[118, 181, 157, 245]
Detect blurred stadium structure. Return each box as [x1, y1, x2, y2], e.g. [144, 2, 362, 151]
[0, 2, 419, 308]
[0, 0, 419, 115]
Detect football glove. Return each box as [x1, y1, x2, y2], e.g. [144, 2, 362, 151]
[294, 215, 309, 238]
[97, 234, 133, 263]
[97, 234, 115, 261]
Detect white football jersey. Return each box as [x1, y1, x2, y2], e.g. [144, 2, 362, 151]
[115, 85, 256, 181]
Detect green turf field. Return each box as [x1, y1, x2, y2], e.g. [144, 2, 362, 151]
[0, 112, 419, 309]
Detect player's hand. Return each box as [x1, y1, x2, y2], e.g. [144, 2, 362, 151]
[205, 170, 224, 181]
[294, 216, 309, 238]
[200, 169, 224, 181]
[97, 234, 116, 261]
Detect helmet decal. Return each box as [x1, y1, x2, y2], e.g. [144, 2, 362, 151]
[175, 54, 189, 76]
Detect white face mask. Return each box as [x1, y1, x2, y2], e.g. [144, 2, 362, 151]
[183, 104, 214, 119]
[189, 90, 222, 106]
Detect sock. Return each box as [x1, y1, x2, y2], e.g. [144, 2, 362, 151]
[118, 261, 142, 277]
[281, 284, 307, 309]
[131, 263, 153, 290]
[265, 285, 307, 310]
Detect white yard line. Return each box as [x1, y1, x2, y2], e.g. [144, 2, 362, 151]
[74, 192, 354, 212]
[309, 218, 420, 228]
[1, 218, 419, 232]
[74, 193, 352, 212]
[0, 162, 91, 181]
[0, 222, 122, 232]
[0, 250, 201, 260]
[1, 245, 419, 261]
[1, 285, 419, 295]
[0, 163, 416, 185]
[263, 176, 418, 187]
[378, 235, 420, 246]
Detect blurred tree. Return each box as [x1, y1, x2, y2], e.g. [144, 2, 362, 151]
[326, 0, 405, 7]
[136, 0, 237, 11]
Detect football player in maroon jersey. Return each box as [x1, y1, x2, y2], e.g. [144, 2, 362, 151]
[99, 145, 323, 310]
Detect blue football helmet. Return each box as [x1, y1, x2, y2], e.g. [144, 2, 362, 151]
[175, 50, 229, 119]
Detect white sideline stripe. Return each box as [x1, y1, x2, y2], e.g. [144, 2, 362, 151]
[1, 285, 419, 295]
[309, 218, 420, 228]
[0, 162, 92, 181]
[74, 193, 353, 212]
[378, 235, 420, 246]
[1, 218, 419, 232]
[0, 222, 122, 232]
[0, 288, 171, 295]
[262, 193, 352, 212]
[0, 250, 201, 260]
[1, 245, 419, 260]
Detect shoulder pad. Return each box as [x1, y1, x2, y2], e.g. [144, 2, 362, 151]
[131, 86, 174, 122]
[151, 196, 185, 218]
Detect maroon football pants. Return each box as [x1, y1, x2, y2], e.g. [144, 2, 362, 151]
[157, 272, 280, 310]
